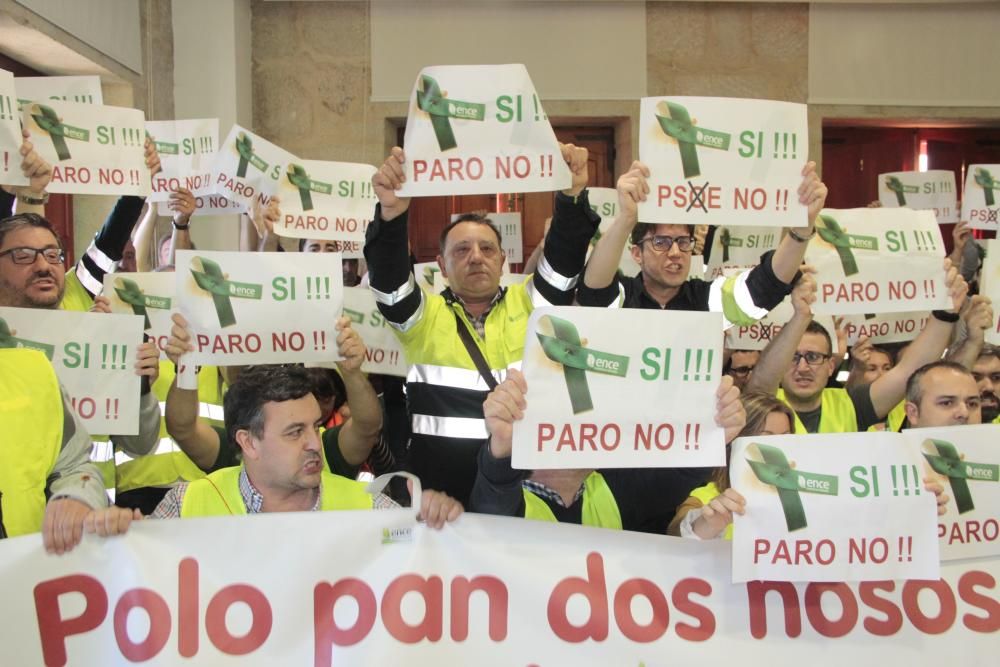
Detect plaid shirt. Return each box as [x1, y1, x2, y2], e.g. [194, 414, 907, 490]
[521, 478, 585, 509]
[150, 468, 398, 518]
[446, 287, 505, 339]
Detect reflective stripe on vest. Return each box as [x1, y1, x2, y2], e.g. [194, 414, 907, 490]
[522, 472, 623, 529]
[179, 466, 373, 517]
[689, 482, 732, 541]
[777, 388, 858, 434]
[0, 349, 63, 536]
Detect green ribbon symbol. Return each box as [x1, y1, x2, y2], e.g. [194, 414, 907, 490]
[654, 101, 731, 179]
[974, 168, 1000, 207]
[154, 140, 179, 155]
[815, 214, 879, 277]
[31, 103, 90, 161]
[235, 133, 268, 178]
[113, 278, 171, 330]
[0, 317, 55, 359]
[884, 176, 919, 206]
[746, 443, 839, 532]
[190, 257, 263, 328]
[719, 228, 743, 263]
[536, 315, 629, 415]
[416, 75, 485, 152]
[286, 164, 333, 211]
[343, 308, 365, 325]
[923, 439, 998, 514]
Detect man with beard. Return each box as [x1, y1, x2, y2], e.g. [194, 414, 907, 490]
[972, 346, 1000, 424]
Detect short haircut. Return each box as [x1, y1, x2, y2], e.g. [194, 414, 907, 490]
[223, 365, 315, 448]
[0, 213, 61, 250]
[305, 366, 347, 412]
[438, 213, 503, 255]
[905, 360, 973, 406]
[802, 320, 833, 355]
[976, 344, 999, 363]
[629, 222, 696, 247]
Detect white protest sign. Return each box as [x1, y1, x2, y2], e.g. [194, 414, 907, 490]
[731, 432, 940, 582]
[0, 306, 142, 434]
[513, 306, 724, 470]
[14, 75, 103, 107]
[414, 261, 441, 293]
[724, 298, 839, 353]
[175, 250, 342, 365]
[101, 272, 175, 359]
[842, 311, 929, 346]
[638, 96, 808, 227]
[961, 164, 1000, 231]
[0, 69, 27, 187]
[878, 169, 958, 223]
[210, 125, 293, 211]
[805, 208, 948, 315]
[274, 159, 377, 249]
[21, 100, 150, 196]
[586, 186, 642, 278]
[912, 424, 1000, 561]
[2, 510, 997, 666]
[156, 189, 244, 218]
[146, 118, 219, 202]
[341, 286, 407, 376]
[706, 225, 781, 280]
[983, 240, 1000, 346]
[397, 64, 571, 196]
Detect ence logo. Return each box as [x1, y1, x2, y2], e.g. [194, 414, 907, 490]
[234, 132, 268, 178]
[536, 315, 628, 414]
[31, 103, 90, 161]
[815, 214, 879, 277]
[885, 176, 919, 206]
[654, 101, 731, 179]
[189, 257, 263, 328]
[747, 443, 838, 531]
[416, 75, 486, 152]
[113, 277, 171, 330]
[923, 439, 999, 514]
[285, 163, 333, 211]
[0, 316, 55, 358]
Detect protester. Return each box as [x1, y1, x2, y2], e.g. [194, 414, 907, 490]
[724, 349, 760, 391]
[904, 360, 983, 428]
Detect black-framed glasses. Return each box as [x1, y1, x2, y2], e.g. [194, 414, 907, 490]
[792, 351, 832, 367]
[727, 365, 755, 377]
[637, 235, 695, 253]
[0, 246, 65, 265]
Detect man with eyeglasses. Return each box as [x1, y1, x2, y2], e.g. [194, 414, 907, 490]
[724, 349, 759, 391]
[577, 161, 827, 329]
[747, 265, 970, 433]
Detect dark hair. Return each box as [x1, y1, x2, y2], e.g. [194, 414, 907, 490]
[305, 366, 347, 413]
[223, 365, 315, 449]
[711, 392, 794, 492]
[905, 360, 974, 406]
[0, 213, 62, 250]
[977, 344, 999, 363]
[438, 213, 503, 255]
[803, 320, 833, 355]
[628, 222, 696, 247]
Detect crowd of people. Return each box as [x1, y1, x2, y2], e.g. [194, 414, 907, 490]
[0, 126, 995, 555]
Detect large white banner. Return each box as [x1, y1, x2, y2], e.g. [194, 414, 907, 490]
[913, 424, 1000, 561]
[146, 118, 219, 202]
[14, 75, 103, 107]
[274, 159, 377, 249]
[637, 97, 808, 227]
[0, 69, 27, 187]
[878, 169, 958, 223]
[210, 125, 293, 211]
[175, 250, 343, 366]
[0, 511, 997, 666]
[731, 432, 940, 583]
[102, 272, 176, 359]
[705, 225, 781, 280]
[805, 208, 949, 315]
[983, 240, 1000, 346]
[397, 64, 572, 196]
[0, 307, 142, 434]
[513, 307, 724, 470]
[962, 164, 1000, 231]
[21, 99, 150, 196]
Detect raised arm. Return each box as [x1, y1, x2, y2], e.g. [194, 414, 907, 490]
[582, 161, 648, 293]
[945, 295, 994, 370]
[769, 162, 827, 283]
[331, 317, 383, 465]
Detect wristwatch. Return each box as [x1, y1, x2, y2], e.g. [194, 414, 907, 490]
[173, 220, 190, 231]
[17, 190, 49, 206]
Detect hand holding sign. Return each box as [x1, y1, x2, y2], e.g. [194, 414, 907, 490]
[484, 368, 528, 459]
[372, 146, 410, 221]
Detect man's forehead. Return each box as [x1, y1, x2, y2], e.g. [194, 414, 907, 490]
[796, 332, 830, 353]
[650, 223, 689, 237]
[446, 222, 498, 246]
[261, 395, 321, 423]
[973, 355, 1000, 373]
[0, 225, 60, 250]
[921, 368, 978, 396]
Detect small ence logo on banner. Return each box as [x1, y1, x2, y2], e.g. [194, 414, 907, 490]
[747, 443, 839, 531]
[655, 100, 731, 179]
[884, 176, 920, 206]
[30, 103, 90, 161]
[923, 439, 999, 514]
[153, 138, 179, 155]
[536, 315, 629, 414]
[235, 132, 268, 178]
[113, 277, 171, 330]
[416, 75, 486, 151]
[0, 317, 55, 358]
[975, 167, 1000, 207]
[190, 257, 263, 328]
[285, 163, 333, 211]
[816, 214, 879, 277]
